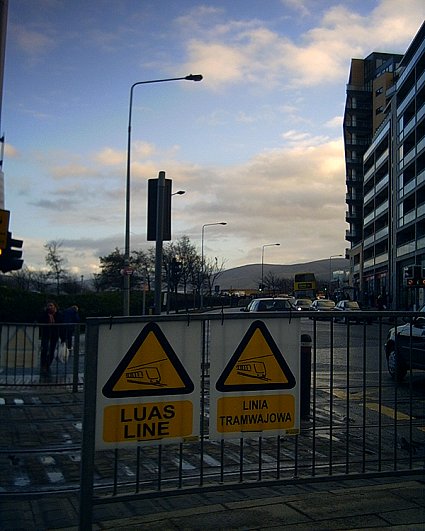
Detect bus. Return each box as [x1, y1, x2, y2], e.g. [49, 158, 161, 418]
[294, 272, 317, 299]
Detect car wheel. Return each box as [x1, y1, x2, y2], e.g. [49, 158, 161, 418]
[387, 348, 407, 382]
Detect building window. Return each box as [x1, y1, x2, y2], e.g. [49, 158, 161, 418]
[376, 106, 384, 115]
[375, 87, 384, 96]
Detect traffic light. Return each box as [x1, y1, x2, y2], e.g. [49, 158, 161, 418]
[404, 264, 425, 287]
[0, 231, 23, 273]
[171, 258, 182, 284]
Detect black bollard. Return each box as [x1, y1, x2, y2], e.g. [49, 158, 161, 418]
[300, 333, 312, 420]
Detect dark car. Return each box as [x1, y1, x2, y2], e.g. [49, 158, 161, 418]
[385, 308, 425, 382]
[294, 298, 312, 311]
[241, 297, 295, 312]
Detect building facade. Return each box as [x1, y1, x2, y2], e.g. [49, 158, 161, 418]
[344, 21, 425, 309]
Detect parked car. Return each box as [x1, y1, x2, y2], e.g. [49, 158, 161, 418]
[385, 309, 425, 381]
[334, 300, 368, 323]
[310, 299, 336, 312]
[241, 297, 295, 312]
[294, 298, 312, 311]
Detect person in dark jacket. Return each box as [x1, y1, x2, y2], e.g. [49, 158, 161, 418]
[39, 301, 64, 372]
[62, 305, 80, 349]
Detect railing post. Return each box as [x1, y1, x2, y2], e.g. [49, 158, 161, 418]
[300, 333, 312, 420]
[72, 324, 81, 393]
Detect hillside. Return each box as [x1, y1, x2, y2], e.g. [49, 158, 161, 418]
[218, 258, 349, 290]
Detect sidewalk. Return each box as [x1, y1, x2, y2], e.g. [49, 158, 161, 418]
[1, 473, 424, 530]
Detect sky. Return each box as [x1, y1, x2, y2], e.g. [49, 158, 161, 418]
[2, 0, 425, 278]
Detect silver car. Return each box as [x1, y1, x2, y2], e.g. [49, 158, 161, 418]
[241, 297, 296, 312]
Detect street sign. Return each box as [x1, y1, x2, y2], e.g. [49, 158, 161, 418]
[215, 320, 296, 392]
[95, 321, 200, 449]
[102, 321, 194, 398]
[210, 318, 300, 440]
[0, 208, 10, 249]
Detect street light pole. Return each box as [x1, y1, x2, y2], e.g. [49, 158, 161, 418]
[200, 222, 227, 309]
[123, 74, 203, 316]
[261, 243, 280, 291]
[329, 254, 343, 297]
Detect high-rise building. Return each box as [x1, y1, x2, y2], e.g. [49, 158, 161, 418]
[343, 21, 425, 309]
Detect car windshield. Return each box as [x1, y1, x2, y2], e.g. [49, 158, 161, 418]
[256, 299, 292, 311]
[319, 301, 335, 308]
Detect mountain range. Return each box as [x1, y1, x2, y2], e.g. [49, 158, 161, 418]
[218, 258, 349, 290]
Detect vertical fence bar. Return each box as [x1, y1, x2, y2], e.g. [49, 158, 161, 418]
[362, 321, 367, 473]
[239, 438, 244, 483]
[199, 318, 207, 487]
[329, 320, 334, 475]
[311, 318, 317, 476]
[258, 436, 262, 481]
[220, 440, 225, 483]
[158, 445, 162, 491]
[113, 448, 119, 495]
[276, 435, 281, 479]
[378, 318, 383, 472]
[408, 316, 414, 470]
[136, 446, 141, 493]
[79, 319, 99, 531]
[178, 443, 183, 488]
[72, 324, 81, 393]
[294, 435, 299, 478]
[345, 322, 350, 474]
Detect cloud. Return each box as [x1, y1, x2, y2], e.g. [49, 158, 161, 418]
[95, 147, 125, 166]
[4, 143, 19, 158]
[181, 0, 425, 90]
[22, 131, 345, 274]
[12, 24, 56, 61]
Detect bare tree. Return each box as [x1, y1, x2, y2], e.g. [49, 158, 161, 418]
[263, 272, 291, 295]
[44, 240, 67, 295]
[204, 256, 226, 296]
[10, 266, 34, 291]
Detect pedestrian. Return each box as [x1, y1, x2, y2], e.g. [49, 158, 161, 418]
[62, 305, 80, 349]
[38, 301, 64, 373]
[377, 294, 385, 311]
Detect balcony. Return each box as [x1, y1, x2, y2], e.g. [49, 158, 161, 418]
[396, 240, 416, 257]
[345, 229, 359, 242]
[346, 192, 362, 204]
[345, 211, 359, 222]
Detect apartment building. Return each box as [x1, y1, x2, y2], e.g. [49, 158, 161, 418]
[344, 21, 425, 309]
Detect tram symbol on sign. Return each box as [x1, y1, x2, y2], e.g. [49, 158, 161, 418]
[236, 358, 269, 381]
[125, 360, 164, 386]
[216, 320, 296, 392]
[102, 321, 194, 398]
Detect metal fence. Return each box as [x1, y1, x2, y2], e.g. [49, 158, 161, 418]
[0, 311, 424, 529]
[78, 311, 424, 529]
[0, 322, 83, 391]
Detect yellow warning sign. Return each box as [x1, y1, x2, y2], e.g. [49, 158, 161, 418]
[102, 322, 194, 398]
[103, 400, 193, 442]
[217, 394, 295, 433]
[216, 320, 295, 391]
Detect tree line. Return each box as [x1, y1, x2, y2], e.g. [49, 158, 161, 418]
[1, 235, 227, 298]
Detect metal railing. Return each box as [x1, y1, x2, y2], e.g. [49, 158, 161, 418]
[77, 310, 425, 528]
[1, 311, 424, 527]
[0, 322, 83, 391]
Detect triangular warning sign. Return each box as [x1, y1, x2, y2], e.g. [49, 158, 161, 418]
[102, 322, 194, 398]
[216, 320, 296, 392]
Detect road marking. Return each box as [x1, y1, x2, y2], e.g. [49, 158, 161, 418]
[329, 391, 425, 432]
[366, 402, 425, 431]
